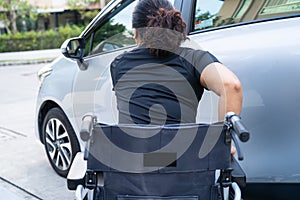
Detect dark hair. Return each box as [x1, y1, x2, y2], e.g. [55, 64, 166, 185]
[132, 0, 188, 57]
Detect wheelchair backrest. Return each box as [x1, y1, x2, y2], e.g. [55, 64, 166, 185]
[86, 123, 231, 173]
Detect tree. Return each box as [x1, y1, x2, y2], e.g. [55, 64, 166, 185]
[67, 0, 110, 25]
[0, 0, 37, 34]
[67, 0, 111, 11]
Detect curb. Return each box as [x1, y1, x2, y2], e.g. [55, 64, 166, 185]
[0, 49, 60, 67]
[0, 59, 54, 67]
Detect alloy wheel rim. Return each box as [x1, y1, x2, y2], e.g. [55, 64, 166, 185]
[45, 118, 72, 171]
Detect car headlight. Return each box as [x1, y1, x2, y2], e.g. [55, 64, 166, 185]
[38, 65, 53, 82]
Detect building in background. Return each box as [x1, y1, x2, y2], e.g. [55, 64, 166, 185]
[218, 0, 300, 23]
[28, 0, 100, 30]
[0, 0, 101, 34]
[194, 0, 300, 31]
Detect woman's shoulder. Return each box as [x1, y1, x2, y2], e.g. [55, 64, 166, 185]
[111, 47, 152, 69]
[176, 47, 220, 73]
[111, 52, 127, 69]
[176, 47, 207, 65]
[177, 47, 209, 58]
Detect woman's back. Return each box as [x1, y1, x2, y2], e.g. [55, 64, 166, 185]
[111, 47, 219, 124]
[111, 0, 242, 124]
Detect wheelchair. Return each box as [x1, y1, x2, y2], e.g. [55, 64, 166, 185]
[67, 112, 249, 200]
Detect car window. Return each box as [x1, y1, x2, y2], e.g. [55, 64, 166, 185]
[193, 0, 300, 31]
[88, 1, 137, 56]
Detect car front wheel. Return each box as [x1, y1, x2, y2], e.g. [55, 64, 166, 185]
[42, 107, 80, 177]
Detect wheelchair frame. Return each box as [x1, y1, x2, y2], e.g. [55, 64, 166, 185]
[67, 113, 249, 200]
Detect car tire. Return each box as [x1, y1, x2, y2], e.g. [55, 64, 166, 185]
[42, 107, 80, 177]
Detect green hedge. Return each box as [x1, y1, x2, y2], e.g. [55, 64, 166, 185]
[0, 25, 85, 52]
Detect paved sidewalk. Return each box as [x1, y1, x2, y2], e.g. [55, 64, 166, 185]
[0, 49, 61, 66]
[0, 186, 25, 200]
[0, 176, 41, 200]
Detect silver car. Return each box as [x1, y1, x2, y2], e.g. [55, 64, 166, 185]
[36, 0, 300, 198]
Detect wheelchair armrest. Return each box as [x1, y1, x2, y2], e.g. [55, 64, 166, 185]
[67, 152, 87, 190]
[231, 157, 246, 188]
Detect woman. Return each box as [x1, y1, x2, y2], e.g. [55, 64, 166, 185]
[110, 0, 242, 127]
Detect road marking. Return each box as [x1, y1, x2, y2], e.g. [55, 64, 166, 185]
[0, 177, 42, 200]
[0, 127, 26, 141]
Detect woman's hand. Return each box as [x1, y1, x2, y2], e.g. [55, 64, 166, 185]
[231, 145, 236, 156]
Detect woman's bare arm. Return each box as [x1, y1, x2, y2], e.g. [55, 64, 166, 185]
[200, 62, 243, 121]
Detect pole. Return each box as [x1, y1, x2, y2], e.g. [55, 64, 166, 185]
[100, 0, 106, 9]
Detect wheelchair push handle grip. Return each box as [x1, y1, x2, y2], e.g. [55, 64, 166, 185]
[80, 115, 94, 141]
[225, 112, 250, 142]
[233, 118, 249, 142]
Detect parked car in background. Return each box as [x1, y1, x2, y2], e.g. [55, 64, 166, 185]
[36, 0, 300, 199]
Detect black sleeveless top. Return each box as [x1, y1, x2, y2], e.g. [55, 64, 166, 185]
[110, 47, 219, 124]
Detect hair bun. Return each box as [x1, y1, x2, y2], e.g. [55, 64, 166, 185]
[148, 9, 186, 33]
[133, 0, 188, 57]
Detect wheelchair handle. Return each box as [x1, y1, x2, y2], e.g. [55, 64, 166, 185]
[80, 115, 95, 141]
[225, 112, 250, 143]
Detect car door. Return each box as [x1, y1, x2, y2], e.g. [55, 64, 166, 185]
[71, 0, 138, 130]
[71, 0, 179, 130]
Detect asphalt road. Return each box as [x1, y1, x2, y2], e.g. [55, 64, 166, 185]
[0, 64, 75, 200]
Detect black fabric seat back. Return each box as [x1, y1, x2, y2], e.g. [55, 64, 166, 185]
[87, 123, 231, 200]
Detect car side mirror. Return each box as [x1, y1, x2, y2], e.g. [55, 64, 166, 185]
[61, 37, 85, 60]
